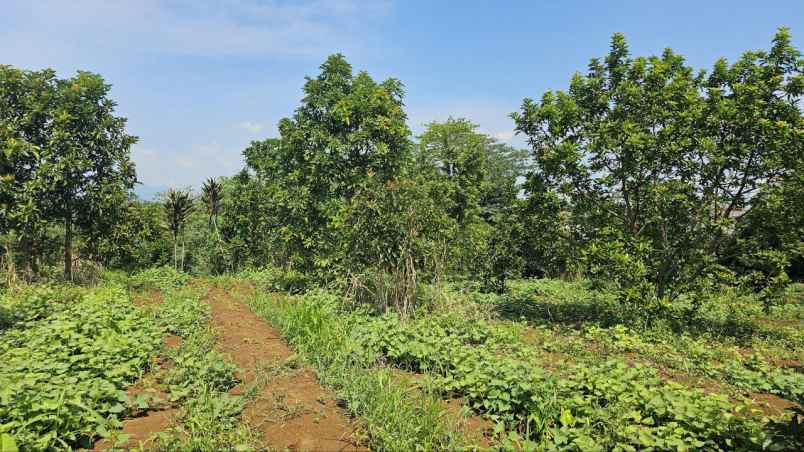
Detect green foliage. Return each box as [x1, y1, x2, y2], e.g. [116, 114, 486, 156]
[94, 199, 171, 271]
[0, 65, 138, 281]
[200, 177, 223, 233]
[0, 285, 162, 450]
[237, 266, 314, 294]
[223, 55, 413, 274]
[0, 284, 82, 330]
[163, 189, 195, 271]
[513, 28, 804, 304]
[142, 282, 256, 450]
[353, 305, 798, 450]
[150, 386, 255, 452]
[146, 287, 207, 336]
[130, 265, 189, 291]
[416, 118, 488, 228]
[245, 289, 469, 450]
[163, 333, 239, 401]
[414, 119, 530, 279]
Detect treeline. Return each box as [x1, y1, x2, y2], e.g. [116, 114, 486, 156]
[2, 29, 802, 314]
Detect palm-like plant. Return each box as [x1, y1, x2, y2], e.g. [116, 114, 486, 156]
[201, 178, 223, 234]
[163, 189, 194, 270]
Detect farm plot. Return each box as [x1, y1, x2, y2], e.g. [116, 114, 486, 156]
[235, 273, 804, 451]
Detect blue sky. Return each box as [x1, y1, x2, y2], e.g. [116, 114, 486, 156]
[2, 1, 802, 198]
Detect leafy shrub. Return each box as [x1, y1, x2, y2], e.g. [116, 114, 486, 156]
[147, 288, 209, 337]
[164, 333, 238, 401]
[0, 285, 82, 331]
[353, 308, 799, 450]
[130, 266, 188, 291]
[237, 267, 313, 294]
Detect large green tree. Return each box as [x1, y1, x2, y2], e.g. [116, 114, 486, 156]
[0, 67, 137, 280]
[414, 118, 530, 279]
[230, 54, 412, 274]
[513, 28, 803, 302]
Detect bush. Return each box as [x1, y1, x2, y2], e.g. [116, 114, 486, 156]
[130, 266, 188, 291]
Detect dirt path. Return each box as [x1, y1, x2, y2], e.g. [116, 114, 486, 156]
[207, 286, 364, 451]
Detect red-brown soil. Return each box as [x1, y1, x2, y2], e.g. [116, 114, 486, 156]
[747, 392, 800, 417]
[207, 286, 365, 451]
[131, 289, 163, 308]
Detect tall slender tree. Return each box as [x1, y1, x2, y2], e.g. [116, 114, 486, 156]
[201, 177, 223, 235]
[163, 189, 194, 271]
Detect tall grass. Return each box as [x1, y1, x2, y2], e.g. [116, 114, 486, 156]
[244, 289, 470, 451]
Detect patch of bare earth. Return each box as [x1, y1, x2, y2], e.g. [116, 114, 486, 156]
[131, 289, 163, 308]
[207, 286, 365, 451]
[747, 393, 800, 417]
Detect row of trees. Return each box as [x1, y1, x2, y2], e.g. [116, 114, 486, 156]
[215, 28, 802, 309]
[1, 29, 801, 315]
[219, 55, 532, 305]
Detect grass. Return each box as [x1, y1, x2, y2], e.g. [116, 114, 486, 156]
[3, 267, 802, 450]
[241, 288, 474, 451]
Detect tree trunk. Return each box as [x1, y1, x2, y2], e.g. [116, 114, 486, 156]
[173, 235, 178, 270]
[64, 210, 73, 282]
[179, 229, 186, 272]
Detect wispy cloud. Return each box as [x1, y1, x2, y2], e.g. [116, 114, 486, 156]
[1, 0, 392, 64]
[236, 121, 266, 133]
[493, 130, 516, 141]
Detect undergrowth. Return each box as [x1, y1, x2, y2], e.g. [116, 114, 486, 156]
[243, 288, 471, 451]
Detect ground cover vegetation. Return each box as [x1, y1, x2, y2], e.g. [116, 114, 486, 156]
[1, 27, 802, 450]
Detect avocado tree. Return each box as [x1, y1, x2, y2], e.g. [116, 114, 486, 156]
[513, 28, 803, 304]
[234, 54, 412, 274]
[0, 67, 137, 280]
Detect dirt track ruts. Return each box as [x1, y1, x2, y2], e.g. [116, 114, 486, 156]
[208, 286, 365, 451]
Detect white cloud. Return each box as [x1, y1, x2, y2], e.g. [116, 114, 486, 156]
[132, 143, 244, 188]
[493, 130, 516, 141]
[0, 0, 392, 64]
[237, 121, 265, 133]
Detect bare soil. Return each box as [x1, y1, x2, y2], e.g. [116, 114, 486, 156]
[207, 286, 365, 451]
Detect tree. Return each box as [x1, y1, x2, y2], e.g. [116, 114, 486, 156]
[340, 176, 455, 315]
[513, 28, 803, 303]
[415, 118, 530, 278]
[201, 177, 223, 234]
[0, 66, 137, 281]
[163, 189, 194, 271]
[94, 199, 171, 270]
[233, 54, 412, 274]
[479, 141, 531, 220]
[416, 118, 487, 227]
